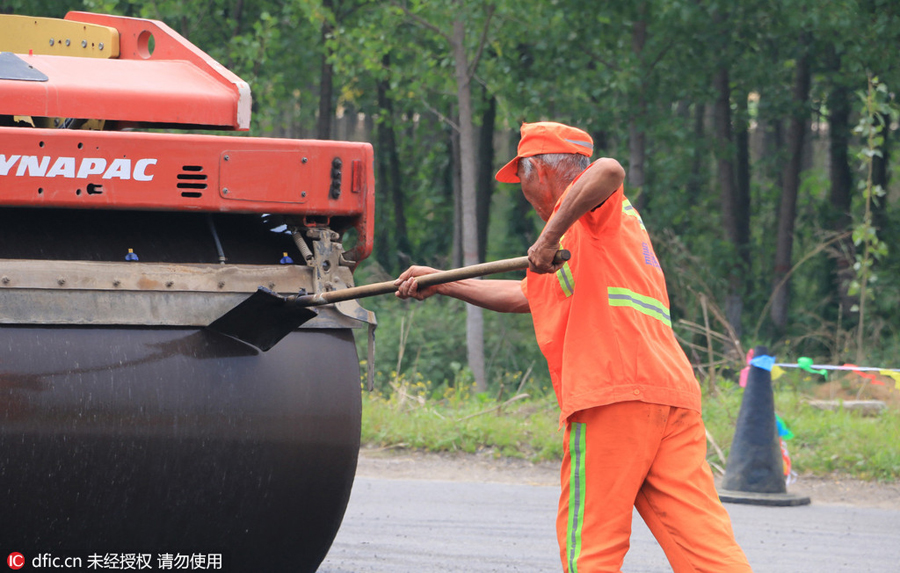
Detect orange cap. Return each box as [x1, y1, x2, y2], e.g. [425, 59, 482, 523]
[495, 122, 594, 183]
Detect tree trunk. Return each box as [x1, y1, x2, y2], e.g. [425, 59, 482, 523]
[771, 46, 811, 330]
[827, 78, 856, 318]
[374, 112, 392, 270]
[685, 103, 706, 210]
[590, 129, 609, 156]
[476, 91, 496, 263]
[376, 56, 410, 273]
[713, 67, 746, 337]
[628, 118, 646, 207]
[735, 94, 751, 254]
[733, 89, 751, 336]
[316, 0, 335, 140]
[450, 118, 463, 269]
[628, 11, 648, 209]
[452, 18, 486, 390]
[232, 0, 245, 36]
[714, 68, 737, 249]
[507, 129, 535, 254]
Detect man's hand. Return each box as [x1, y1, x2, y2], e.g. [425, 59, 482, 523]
[394, 265, 443, 300]
[527, 238, 565, 274]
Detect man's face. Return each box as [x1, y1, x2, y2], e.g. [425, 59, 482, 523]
[517, 159, 554, 221]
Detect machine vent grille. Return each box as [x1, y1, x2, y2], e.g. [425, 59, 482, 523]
[178, 165, 207, 198]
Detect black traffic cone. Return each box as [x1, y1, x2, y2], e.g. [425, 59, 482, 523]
[718, 345, 810, 506]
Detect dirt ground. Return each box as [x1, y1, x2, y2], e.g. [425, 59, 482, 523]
[356, 447, 900, 511]
[813, 373, 900, 407]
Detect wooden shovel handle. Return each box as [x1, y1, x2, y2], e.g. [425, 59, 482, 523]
[302, 250, 570, 306]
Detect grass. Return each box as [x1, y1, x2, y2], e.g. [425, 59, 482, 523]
[361, 374, 900, 481]
[783, 394, 900, 479]
[361, 379, 564, 462]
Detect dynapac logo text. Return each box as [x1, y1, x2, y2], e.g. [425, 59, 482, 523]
[0, 155, 157, 181]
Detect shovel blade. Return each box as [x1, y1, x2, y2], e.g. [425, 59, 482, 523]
[207, 287, 318, 351]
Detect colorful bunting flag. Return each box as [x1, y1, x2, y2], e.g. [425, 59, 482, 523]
[749, 355, 775, 371]
[741, 355, 899, 388]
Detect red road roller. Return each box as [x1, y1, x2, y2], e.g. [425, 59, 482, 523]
[0, 11, 375, 571]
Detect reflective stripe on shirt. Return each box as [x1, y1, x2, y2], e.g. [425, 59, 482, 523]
[607, 286, 671, 327]
[557, 262, 575, 297]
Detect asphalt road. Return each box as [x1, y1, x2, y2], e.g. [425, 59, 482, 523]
[319, 477, 900, 572]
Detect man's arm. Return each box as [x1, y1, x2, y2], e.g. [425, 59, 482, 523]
[528, 157, 626, 273]
[394, 267, 529, 313]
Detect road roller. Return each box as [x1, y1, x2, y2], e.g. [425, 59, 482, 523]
[0, 11, 375, 572]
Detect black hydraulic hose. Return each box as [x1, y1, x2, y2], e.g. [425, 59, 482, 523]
[207, 214, 227, 264]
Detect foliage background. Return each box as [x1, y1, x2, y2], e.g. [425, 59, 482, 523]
[5, 0, 899, 414]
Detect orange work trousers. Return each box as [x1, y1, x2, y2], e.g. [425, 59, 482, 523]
[558, 401, 753, 572]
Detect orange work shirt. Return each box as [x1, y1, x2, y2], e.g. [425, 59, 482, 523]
[523, 181, 701, 426]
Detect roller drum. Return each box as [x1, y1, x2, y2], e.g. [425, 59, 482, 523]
[0, 326, 361, 571]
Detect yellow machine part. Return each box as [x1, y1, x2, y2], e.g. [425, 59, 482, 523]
[0, 14, 119, 58]
[15, 117, 107, 130]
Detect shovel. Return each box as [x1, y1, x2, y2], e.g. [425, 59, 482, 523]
[208, 250, 570, 351]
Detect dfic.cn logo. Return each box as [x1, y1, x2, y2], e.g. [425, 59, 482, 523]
[7, 553, 24, 570]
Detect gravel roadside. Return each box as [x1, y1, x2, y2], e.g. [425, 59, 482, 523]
[356, 447, 900, 510]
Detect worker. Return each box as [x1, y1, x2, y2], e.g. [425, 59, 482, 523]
[394, 121, 753, 572]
